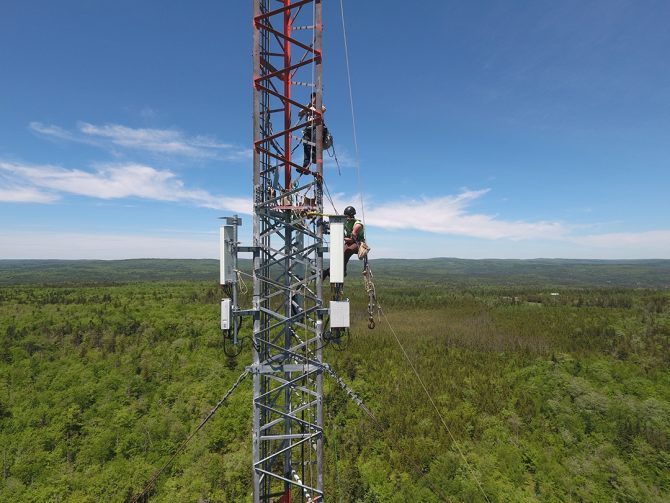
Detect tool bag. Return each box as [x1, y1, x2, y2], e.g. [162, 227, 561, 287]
[303, 126, 333, 150]
[323, 127, 333, 150]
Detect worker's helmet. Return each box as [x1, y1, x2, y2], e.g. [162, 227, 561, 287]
[344, 206, 356, 217]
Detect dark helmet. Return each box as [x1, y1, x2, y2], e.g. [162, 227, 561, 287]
[343, 206, 356, 217]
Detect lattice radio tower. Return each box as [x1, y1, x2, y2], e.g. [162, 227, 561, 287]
[220, 1, 349, 501]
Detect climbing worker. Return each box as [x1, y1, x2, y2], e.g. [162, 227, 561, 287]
[323, 205, 365, 280]
[343, 205, 365, 273]
[299, 92, 326, 171]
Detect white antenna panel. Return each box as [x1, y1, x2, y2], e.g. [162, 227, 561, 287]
[220, 226, 236, 285]
[329, 221, 344, 283]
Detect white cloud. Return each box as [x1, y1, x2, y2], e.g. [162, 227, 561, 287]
[139, 107, 158, 119]
[0, 230, 218, 259]
[4, 227, 669, 260]
[4, 159, 668, 258]
[28, 122, 77, 142]
[0, 160, 250, 213]
[0, 185, 58, 203]
[362, 228, 670, 260]
[323, 148, 357, 171]
[364, 189, 568, 240]
[29, 121, 251, 160]
[78, 122, 222, 156]
[325, 189, 669, 257]
[574, 230, 670, 250]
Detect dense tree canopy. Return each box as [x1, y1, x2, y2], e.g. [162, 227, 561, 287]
[0, 262, 668, 501]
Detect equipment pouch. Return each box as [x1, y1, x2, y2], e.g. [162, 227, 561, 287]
[323, 127, 333, 150]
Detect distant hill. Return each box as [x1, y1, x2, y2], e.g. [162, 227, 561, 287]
[368, 258, 670, 288]
[0, 259, 221, 285]
[1, 258, 669, 287]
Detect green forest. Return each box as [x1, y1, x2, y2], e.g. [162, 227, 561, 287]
[0, 259, 669, 502]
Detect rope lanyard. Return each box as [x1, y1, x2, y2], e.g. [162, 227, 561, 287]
[362, 258, 379, 329]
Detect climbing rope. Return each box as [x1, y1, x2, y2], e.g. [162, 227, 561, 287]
[337, 4, 487, 499]
[235, 269, 248, 295]
[362, 258, 379, 329]
[339, 0, 366, 227]
[323, 179, 339, 215]
[332, 424, 342, 503]
[340, 0, 365, 225]
[248, 322, 448, 499]
[376, 302, 492, 503]
[340, 0, 376, 332]
[130, 371, 249, 503]
[322, 363, 450, 501]
[329, 146, 342, 176]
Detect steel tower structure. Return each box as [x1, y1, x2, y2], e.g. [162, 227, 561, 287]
[250, 1, 325, 501]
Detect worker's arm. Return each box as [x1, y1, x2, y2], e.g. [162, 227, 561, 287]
[350, 223, 363, 242]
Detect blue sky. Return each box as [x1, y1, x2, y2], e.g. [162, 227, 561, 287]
[1, 0, 669, 259]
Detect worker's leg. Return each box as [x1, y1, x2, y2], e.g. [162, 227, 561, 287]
[302, 127, 313, 167]
[343, 243, 359, 276]
[303, 144, 311, 167]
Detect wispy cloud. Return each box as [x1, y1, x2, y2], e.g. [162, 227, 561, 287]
[323, 148, 357, 171]
[4, 161, 668, 258]
[0, 230, 218, 259]
[0, 160, 250, 213]
[29, 122, 80, 142]
[340, 189, 670, 256]
[364, 189, 568, 240]
[139, 107, 158, 119]
[0, 185, 58, 203]
[29, 121, 252, 160]
[573, 230, 670, 250]
[3, 226, 668, 260]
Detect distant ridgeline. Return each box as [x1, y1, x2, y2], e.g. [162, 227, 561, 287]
[1, 258, 669, 287]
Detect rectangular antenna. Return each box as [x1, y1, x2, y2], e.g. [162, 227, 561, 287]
[330, 217, 345, 283]
[219, 225, 236, 284]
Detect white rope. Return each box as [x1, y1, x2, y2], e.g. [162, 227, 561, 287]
[339, 0, 366, 227]
[378, 305, 491, 503]
[235, 269, 248, 294]
[336, 8, 489, 498]
[323, 179, 339, 214]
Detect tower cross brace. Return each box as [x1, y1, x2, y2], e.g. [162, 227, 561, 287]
[251, 1, 325, 501]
